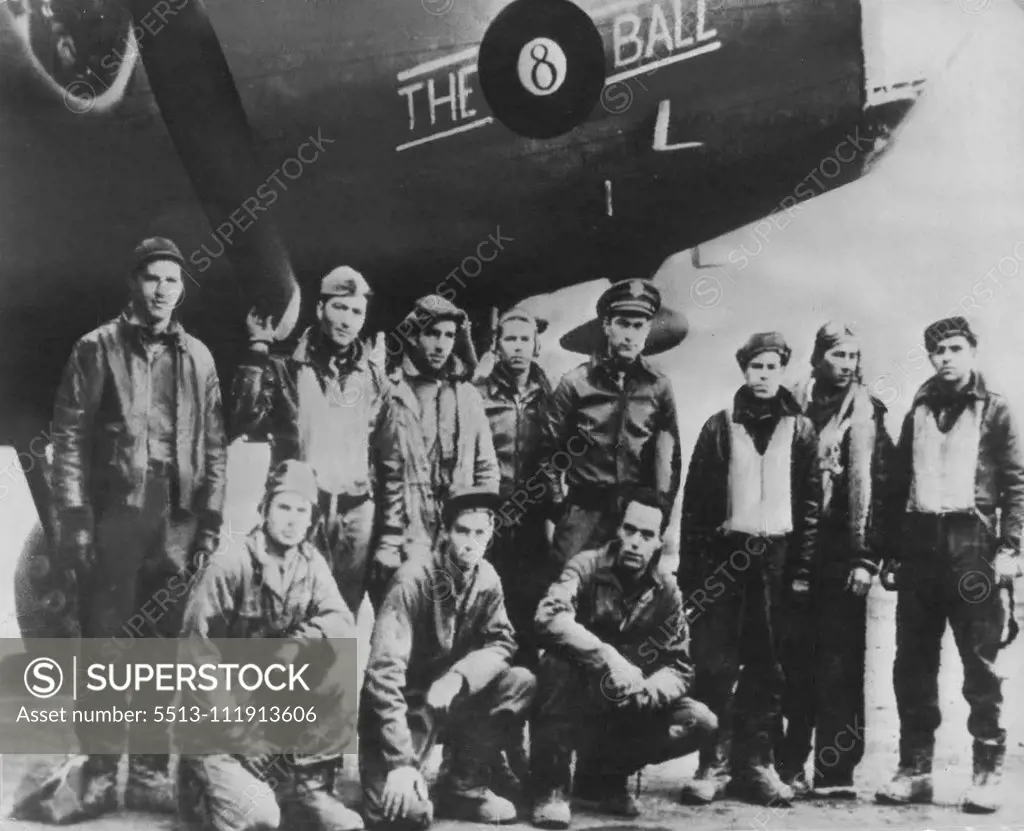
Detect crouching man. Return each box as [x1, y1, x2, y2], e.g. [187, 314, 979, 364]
[177, 460, 364, 831]
[359, 486, 537, 830]
[530, 490, 717, 830]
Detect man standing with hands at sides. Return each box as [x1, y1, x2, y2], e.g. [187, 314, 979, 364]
[375, 296, 498, 605]
[475, 306, 557, 670]
[677, 332, 820, 807]
[358, 486, 536, 829]
[876, 317, 1024, 814]
[543, 279, 681, 567]
[233, 266, 405, 617]
[776, 322, 897, 797]
[47, 237, 227, 821]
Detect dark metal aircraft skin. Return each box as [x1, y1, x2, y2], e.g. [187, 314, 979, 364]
[0, 0, 917, 518]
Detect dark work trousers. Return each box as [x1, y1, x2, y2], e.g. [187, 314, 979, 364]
[76, 464, 198, 764]
[776, 563, 867, 787]
[549, 498, 620, 569]
[689, 532, 789, 772]
[359, 666, 536, 830]
[531, 652, 716, 792]
[317, 492, 375, 618]
[488, 507, 552, 669]
[893, 512, 1006, 772]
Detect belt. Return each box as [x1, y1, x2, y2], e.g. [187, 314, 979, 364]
[318, 490, 371, 518]
[908, 508, 997, 533]
[147, 459, 176, 477]
[717, 528, 787, 549]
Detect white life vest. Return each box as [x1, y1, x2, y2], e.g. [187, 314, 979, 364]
[907, 401, 981, 513]
[296, 364, 373, 495]
[723, 411, 796, 536]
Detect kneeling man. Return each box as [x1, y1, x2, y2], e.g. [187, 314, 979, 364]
[177, 460, 363, 831]
[359, 486, 537, 830]
[530, 490, 717, 829]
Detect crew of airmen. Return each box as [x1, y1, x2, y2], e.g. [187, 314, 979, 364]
[38, 235, 1022, 829]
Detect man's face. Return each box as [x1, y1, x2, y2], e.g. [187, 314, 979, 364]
[318, 294, 367, 348]
[929, 335, 976, 386]
[818, 342, 859, 388]
[445, 509, 494, 572]
[264, 491, 313, 547]
[417, 320, 458, 370]
[616, 501, 663, 574]
[131, 259, 183, 324]
[744, 351, 784, 399]
[497, 320, 535, 372]
[603, 314, 652, 361]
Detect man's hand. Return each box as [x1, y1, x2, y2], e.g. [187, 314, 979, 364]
[246, 309, 277, 344]
[274, 641, 302, 665]
[189, 529, 219, 575]
[846, 566, 873, 597]
[426, 672, 464, 714]
[601, 649, 646, 702]
[375, 537, 405, 571]
[382, 766, 429, 822]
[994, 550, 1021, 586]
[63, 530, 95, 575]
[791, 577, 810, 596]
[617, 684, 655, 712]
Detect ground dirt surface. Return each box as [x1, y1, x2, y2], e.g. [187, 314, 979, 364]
[3, 584, 1023, 831]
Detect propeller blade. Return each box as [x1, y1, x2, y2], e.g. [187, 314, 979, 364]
[129, 0, 299, 337]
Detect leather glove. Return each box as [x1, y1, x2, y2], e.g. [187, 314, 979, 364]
[880, 560, 900, 591]
[846, 566, 873, 597]
[192, 508, 223, 560]
[246, 308, 277, 346]
[190, 528, 220, 574]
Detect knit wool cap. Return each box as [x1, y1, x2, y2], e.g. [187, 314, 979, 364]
[923, 316, 977, 353]
[736, 331, 792, 369]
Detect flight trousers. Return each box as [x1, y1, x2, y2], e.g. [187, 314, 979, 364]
[893, 512, 1006, 772]
[530, 652, 717, 792]
[359, 666, 536, 830]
